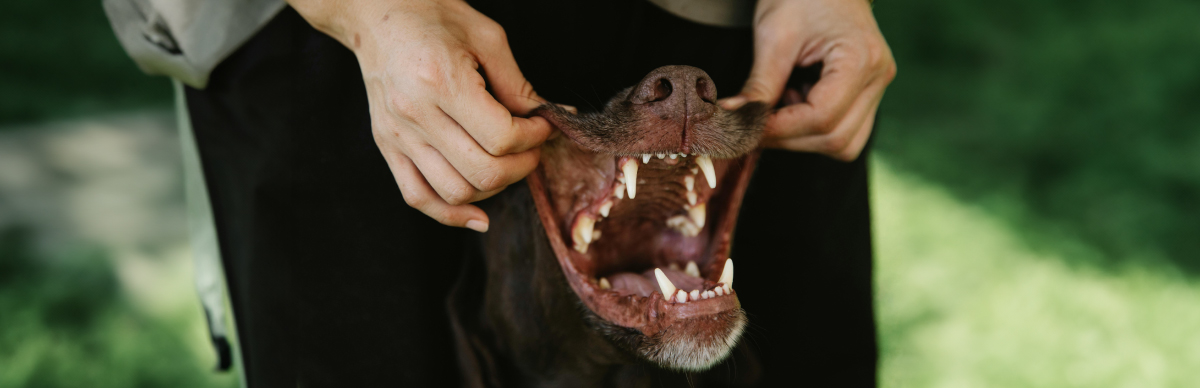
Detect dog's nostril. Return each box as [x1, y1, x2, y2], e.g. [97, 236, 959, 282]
[696, 78, 716, 103]
[648, 78, 673, 102]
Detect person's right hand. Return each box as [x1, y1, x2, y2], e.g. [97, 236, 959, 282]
[289, 0, 553, 233]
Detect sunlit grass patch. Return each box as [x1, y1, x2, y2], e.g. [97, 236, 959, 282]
[873, 157, 1200, 388]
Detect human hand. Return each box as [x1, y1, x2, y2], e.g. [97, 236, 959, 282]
[719, 0, 896, 161]
[289, 0, 553, 232]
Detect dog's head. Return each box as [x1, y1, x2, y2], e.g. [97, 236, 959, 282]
[526, 65, 769, 371]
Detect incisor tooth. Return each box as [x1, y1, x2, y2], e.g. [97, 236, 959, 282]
[654, 268, 677, 301]
[657, 153, 666, 159]
[642, 154, 651, 164]
[572, 215, 595, 253]
[722, 284, 731, 294]
[676, 290, 688, 303]
[621, 159, 638, 199]
[598, 200, 613, 217]
[690, 290, 700, 300]
[669, 153, 678, 159]
[613, 183, 625, 199]
[685, 261, 700, 277]
[715, 286, 725, 296]
[696, 155, 716, 189]
[718, 258, 733, 287]
[599, 277, 611, 289]
[684, 176, 695, 192]
[686, 191, 697, 206]
[689, 204, 706, 228]
[592, 229, 601, 241]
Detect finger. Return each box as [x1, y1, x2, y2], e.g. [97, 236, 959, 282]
[720, 28, 803, 110]
[763, 59, 870, 140]
[406, 140, 508, 205]
[470, 22, 546, 115]
[765, 79, 885, 160]
[420, 108, 543, 193]
[443, 81, 553, 156]
[382, 151, 490, 232]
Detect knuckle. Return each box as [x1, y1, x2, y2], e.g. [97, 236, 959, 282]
[413, 61, 447, 89]
[442, 182, 476, 206]
[481, 132, 517, 156]
[388, 95, 422, 119]
[822, 133, 851, 156]
[401, 190, 429, 210]
[475, 21, 508, 45]
[812, 113, 838, 135]
[469, 165, 507, 192]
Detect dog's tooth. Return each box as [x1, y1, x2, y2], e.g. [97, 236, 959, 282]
[696, 155, 716, 189]
[592, 229, 601, 241]
[685, 261, 700, 277]
[689, 203, 706, 229]
[642, 154, 651, 164]
[657, 153, 666, 159]
[704, 290, 714, 299]
[668, 262, 680, 271]
[722, 284, 732, 294]
[718, 258, 733, 288]
[686, 191, 697, 206]
[654, 268, 677, 301]
[622, 159, 638, 199]
[690, 290, 700, 300]
[684, 176, 695, 192]
[598, 200, 613, 217]
[572, 215, 596, 253]
[613, 183, 625, 199]
[676, 290, 688, 303]
[715, 286, 724, 296]
[690, 167, 699, 175]
[617, 176, 625, 184]
[669, 153, 678, 159]
[599, 277, 611, 290]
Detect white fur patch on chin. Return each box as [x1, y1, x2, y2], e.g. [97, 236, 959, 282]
[643, 312, 748, 371]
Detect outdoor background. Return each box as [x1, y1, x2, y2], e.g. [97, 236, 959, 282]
[1, 0, 1197, 386]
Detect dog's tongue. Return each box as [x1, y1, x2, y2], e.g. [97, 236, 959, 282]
[608, 268, 706, 298]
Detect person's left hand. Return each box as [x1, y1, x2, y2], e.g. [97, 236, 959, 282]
[720, 0, 896, 161]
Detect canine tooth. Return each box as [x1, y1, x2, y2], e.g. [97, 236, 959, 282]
[685, 261, 700, 277]
[613, 183, 625, 199]
[599, 277, 611, 289]
[676, 290, 688, 303]
[690, 290, 700, 300]
[684, 176, 695, 192]
[696, 155, 716, 189]
[654, 268, 677, 301]
[689, 203, 706, 228]
[622, 159, 638, 199]
[657, 153, 666, 159]
[598, 200, 613, 217]
[715, 286, 724, 296]
[572, 214, 596, 253]
[718, 258, 733, 288]
[642, 154, 651, 164]
[686, 191, 697, 206]
[669, 153, 678, 159]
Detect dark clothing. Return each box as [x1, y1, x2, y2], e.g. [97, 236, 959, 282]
[186, 3, 877, 387]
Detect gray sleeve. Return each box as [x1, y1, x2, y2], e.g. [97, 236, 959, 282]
[103, 0, 287, 89]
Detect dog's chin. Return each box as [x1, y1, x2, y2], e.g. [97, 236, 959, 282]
[526, 135, 759, 371]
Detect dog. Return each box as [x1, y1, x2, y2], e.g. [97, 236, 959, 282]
[448, 65, 772, 387]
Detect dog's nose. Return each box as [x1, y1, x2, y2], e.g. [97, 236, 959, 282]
[629, 66, 718, 106]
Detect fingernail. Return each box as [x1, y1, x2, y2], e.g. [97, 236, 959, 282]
[556, 104, 578, 114]
[466, 219, 489, 233]
[719, 96, 747, 110]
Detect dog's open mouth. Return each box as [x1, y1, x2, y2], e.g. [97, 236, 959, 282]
[527, 66, 769, 370]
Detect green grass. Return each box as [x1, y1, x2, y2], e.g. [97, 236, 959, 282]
[0, 228, 237, 388]
[873, 159, 1200, 387]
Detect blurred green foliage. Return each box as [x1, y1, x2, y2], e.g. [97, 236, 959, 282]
[873, 0, 1200, 274]
[0, 227, 236, 388]
[0, 0, 171, 125]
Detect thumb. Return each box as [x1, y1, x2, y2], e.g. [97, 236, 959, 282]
[719, 36, 799, 110]
[475, 38, 545, 116]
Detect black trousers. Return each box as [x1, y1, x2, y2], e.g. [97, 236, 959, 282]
[186, 3, 877, 387]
